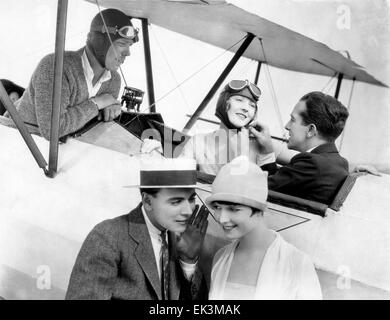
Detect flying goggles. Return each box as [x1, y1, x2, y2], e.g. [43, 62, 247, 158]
[92, 25, 139, 42]
[228, 79, 261, 99]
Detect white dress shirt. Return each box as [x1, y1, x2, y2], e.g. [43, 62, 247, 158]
[81, 49, 111, 98]
[141, 206, 197, 281]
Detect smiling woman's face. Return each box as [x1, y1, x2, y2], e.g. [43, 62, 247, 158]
[211, 202, 259, 240]
[226, 95, 256, 128]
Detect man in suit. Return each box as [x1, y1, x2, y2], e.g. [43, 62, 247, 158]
[250, 91, 349, 204]
[66, 158, 209, 300]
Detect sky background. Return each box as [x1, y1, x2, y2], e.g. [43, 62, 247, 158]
[0, 0, 389, 172]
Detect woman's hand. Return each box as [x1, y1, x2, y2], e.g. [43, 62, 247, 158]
[140, 138, 163, 155]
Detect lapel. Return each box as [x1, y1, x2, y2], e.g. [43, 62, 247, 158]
[128, 203, 162, 300]
[75, 47, 89, 98]
[168, 231, 181, 300]
[311, 142, 338, 154]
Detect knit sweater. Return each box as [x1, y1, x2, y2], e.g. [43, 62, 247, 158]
[7, 48, 121, 140]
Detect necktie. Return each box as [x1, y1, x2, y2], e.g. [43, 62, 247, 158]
[160, 230, 170, 300]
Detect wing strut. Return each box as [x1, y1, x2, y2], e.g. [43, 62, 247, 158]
[0, 0, 68, 177]
[254, 61, 262, 85]
[334, 73, 344, 99]
[338, 77, 356, 152]
[47, 0, 68, 177]
[141, 18, 156, 112]
[182, 33, 255, 133]
[0, 83, 48, 172]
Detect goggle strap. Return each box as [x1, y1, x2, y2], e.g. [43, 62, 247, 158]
[91, 25, 138, 40]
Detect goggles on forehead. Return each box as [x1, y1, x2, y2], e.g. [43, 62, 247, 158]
[228, 79, 261, 99]
[92, 25, 139, 41]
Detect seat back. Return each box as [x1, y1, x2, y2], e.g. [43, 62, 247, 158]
[267, 190, 329, 217]
[197, 171, 363, 217]
[329, 172, 364, 211]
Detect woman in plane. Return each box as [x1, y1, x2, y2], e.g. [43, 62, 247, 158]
[205, 156, 322, 300]
[141, 79, 380, 177]
[141, 79, 293, 175]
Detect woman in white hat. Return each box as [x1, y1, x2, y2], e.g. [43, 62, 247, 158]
[205, 156, 322, 300]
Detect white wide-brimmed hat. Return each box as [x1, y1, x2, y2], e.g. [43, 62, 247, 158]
[205, 156, 268, 211]
[125, 157, 208, 190]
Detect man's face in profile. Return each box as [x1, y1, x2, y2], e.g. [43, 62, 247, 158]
[146, 188, 196, 233]
[284, 100, 310, 152]
[105, 38, 134, 71]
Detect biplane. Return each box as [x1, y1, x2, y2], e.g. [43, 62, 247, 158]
[0, 0, 389, 299]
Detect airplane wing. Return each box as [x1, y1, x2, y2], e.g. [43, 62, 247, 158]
[85, 0, 387, 87]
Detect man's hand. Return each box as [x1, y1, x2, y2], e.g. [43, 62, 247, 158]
[176, 205, 209, 264]
[98, 104, 122, 122]
[353, 164, 382, 176]
[227, 127, 250, 158]
[249, 122, 274, 154]
[93, 93, 120, 110]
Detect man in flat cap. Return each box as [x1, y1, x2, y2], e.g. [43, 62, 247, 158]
[66, 158, 209, 300]
[5, 8, 138, 140]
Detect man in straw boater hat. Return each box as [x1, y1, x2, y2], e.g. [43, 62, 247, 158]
[205, 156, 322, 299]
[5, 8, 138, 140]
[66, 157, 209, 300]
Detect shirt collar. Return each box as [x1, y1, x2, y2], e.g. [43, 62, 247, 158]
[81, 49, 111, 84]
[306, 142, 328, 153]
[141, 204, 165, 240]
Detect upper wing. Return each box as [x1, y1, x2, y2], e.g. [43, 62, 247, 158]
[85, 0, 387, 87]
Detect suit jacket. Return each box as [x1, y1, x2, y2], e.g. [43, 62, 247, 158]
[66, 203, 207, 300]
[268, 143, 349, 205]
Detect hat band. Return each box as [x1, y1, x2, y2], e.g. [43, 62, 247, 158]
[140, 170, 197, 187]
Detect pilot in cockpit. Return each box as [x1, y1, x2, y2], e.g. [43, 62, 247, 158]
[4, 8, 138, 140]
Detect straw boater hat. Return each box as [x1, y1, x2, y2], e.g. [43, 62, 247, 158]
[125, 157, 208, 190]
[205, 156, 268, 211]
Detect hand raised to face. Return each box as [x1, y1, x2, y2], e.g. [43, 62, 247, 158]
[176, 204, 209, 264]
[249, 122, 274, 154]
